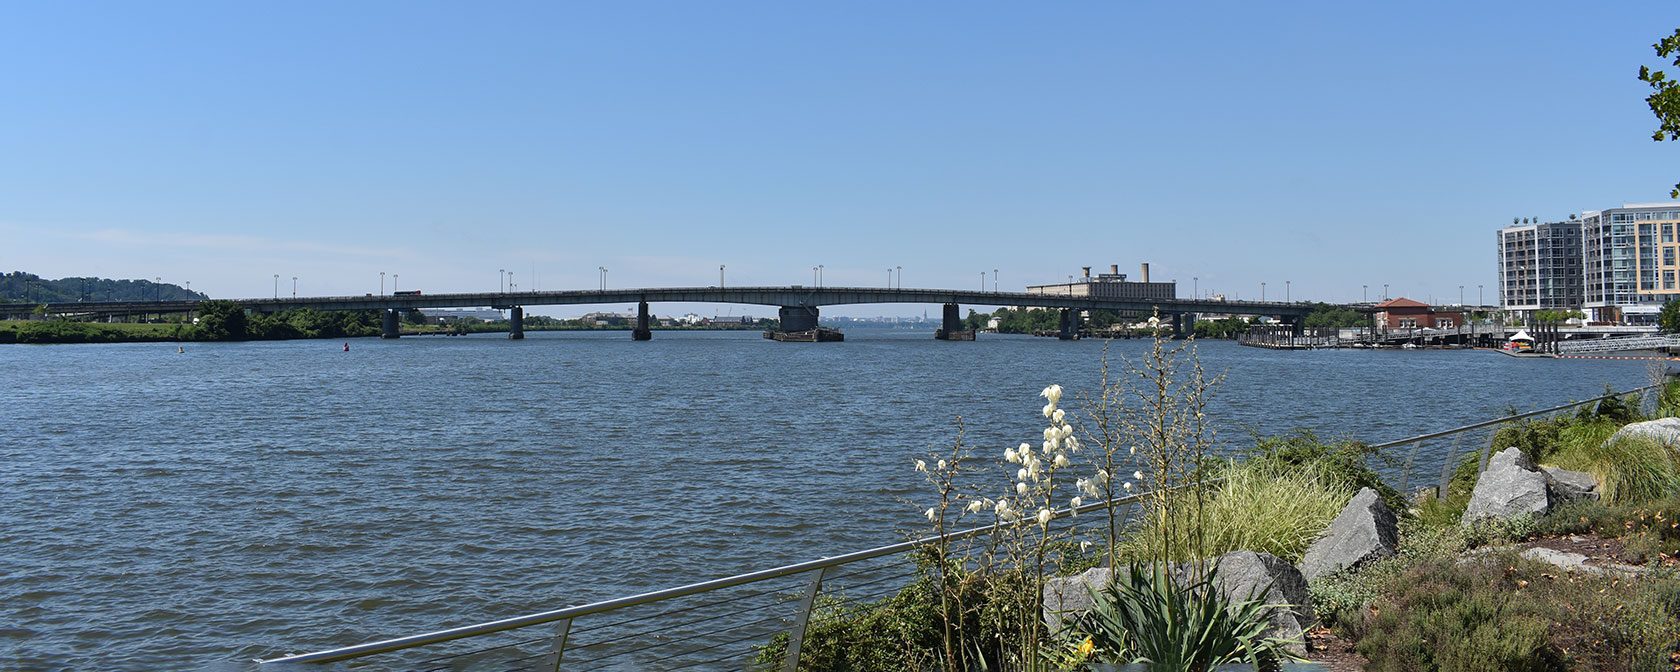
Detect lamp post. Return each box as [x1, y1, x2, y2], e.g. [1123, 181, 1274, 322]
[980, 271, 985, 291]
[1363, 284, 1367, 303]
[273, 274, 278, 299]
[1479, 284, 1483, 307]
[896, 266, 902, 289]
[1459, 285, 1464, 307]
[1261, 282, 1266, 301]
[1193, 276, 1198, 300]
[886, 268, 891, 288]
[818, 264, 823, 288]
[156, 277, 162, 302]
[380, 271, 385, 296]
[813, 266, 818, 286]
[292, 276, 297, 298]
[1383, 283, 1388, 300]
[993, 269, 998, 293]
[393, 274, 399, 294]
[1286, 280, 1290, 303]
[599, 269, 605, 290]
[500, 268, 505, 293]
[720, 265, 725, 288]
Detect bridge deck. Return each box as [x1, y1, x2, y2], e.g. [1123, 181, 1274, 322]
[13, 286, 1327, 318]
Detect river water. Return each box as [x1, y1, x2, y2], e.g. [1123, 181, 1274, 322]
[0, 330, 1656, 670]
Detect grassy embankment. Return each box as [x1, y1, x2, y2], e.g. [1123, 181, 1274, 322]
[761, 375, 1680, 671]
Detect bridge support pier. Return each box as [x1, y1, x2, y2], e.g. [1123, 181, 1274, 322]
[1058, 308, 1080, 340]
[1174, 313, 1191, 339]
[934, 303, 975, 341]
[509, 306, 524, 340]
[381, 309, 400, 339]
[766, 306, 840, 341]
[632, 301, 652, 341]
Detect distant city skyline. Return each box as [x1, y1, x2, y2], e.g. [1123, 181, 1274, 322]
[4, 3, 1678, 317]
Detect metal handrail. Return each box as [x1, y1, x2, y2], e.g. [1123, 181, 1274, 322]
[259, 381, 1670, 666]
[1365, 382, 1663, 451]
[256, 488, 1155, 665]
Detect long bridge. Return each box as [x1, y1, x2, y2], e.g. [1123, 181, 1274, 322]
[7, 285, 1327, 340]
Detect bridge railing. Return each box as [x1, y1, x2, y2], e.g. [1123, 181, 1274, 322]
[254, 383, 1665, 670]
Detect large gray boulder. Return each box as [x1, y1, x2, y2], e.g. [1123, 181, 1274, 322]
[1541, 465, 1599, 501]
[1462, 447, 1550, 524]
[1300, 487, 1398, 582]
[1042, 550, 1313, 655]
[1042, 566, 1111, 635]
[1608, 417, 1680, 450]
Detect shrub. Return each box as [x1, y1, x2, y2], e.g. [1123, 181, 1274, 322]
[1309, 519, 1467, 631]
[1345, 552, 1680, 671]
[1116, 462, 1352, 564]
[1244, 430, 1405, 515]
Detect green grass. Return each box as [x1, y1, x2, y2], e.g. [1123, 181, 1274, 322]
[1544, 434, 1680, 506]
[1117, 462, 1353, 564]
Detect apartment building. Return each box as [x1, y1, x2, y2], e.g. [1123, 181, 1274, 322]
[1496, 219, 1583, 322]
[1582, 204, 1680, 323]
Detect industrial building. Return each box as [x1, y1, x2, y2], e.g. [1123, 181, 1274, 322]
[1026, 263, 1176, 301]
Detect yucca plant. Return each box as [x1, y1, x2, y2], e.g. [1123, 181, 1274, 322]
[1068, 562, 1303, 671]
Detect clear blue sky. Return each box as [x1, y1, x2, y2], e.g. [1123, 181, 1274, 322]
[3, 1, 1677, 316]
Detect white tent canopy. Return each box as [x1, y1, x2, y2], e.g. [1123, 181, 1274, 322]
[1509, 330, 1534, 341]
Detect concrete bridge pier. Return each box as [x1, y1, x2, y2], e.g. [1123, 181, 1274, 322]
[381, 309, 400, 339]
[509, 306, 524, 340]
[632, 301, 652, 341]
[934, 303, 974, 340]
[1058, 308, 1080, 340]
[778, 305, 819, 332]
[1173, 313, 1191, 339]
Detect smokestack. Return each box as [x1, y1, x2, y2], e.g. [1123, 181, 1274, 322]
[1082, 266, 1091, 279]
[1110, 264, 1119, 275]
[1141, 263, 1150, 283]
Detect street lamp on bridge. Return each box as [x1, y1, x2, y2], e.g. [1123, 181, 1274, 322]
[292, 276, 297, 299]
[1261, 282, 1266, 301]
[393, 274, 399, 294]
[380, 271, 385, 296]
[273, 274, 278, 299]
[500, 268, 505, 293]
[720, 265, 725, 288]
[896, 266, 902, 289]
[993, 269, 998, 293]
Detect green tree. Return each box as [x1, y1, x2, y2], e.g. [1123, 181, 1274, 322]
[1660, 299, 1680, 333]
[1639, 28, 1680, 197]
[194, 300, 247, 340]
[1302, 302, 1364, 329]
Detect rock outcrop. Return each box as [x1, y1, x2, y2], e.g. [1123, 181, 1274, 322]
[1462, 447, 1551, 524]
[1540, 465, 1599, 501]
[1607, 417, 1680, 450]
[1300, 487, 1399, 581]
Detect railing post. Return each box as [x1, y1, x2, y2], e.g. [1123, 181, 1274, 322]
[782, 566, 828, 672]
[1479, 431, 1498, 473]
[1438, 434, 1462, 500]
[1398, 440, 1421, 495]
[537, 618, 571, 672]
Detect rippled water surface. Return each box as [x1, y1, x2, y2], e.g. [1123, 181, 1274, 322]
[0, 330, 1655, 669]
